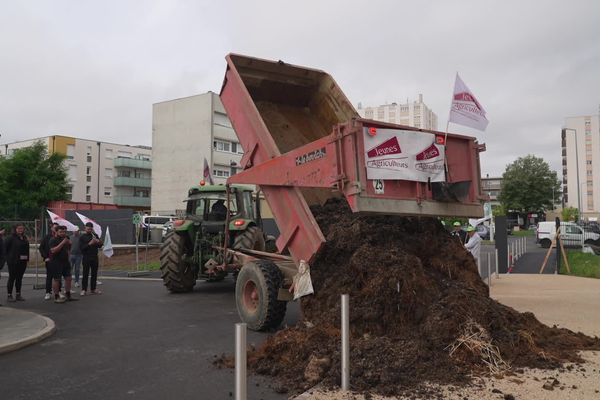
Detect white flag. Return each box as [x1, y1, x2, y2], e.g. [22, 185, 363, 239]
[103, 227, 114, 258]
[75, 212, 102, 237]
[449, 73, 489, 131]
[46, 210, 79, 232]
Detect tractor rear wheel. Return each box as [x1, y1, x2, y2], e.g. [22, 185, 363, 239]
[233, 226, 265, 252]
[235, 260, 287, 331]
[160, 231, 196, 292]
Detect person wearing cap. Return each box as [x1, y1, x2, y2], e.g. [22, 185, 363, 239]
[79, 222, 103, 295]
[450, 221, 467, 244]
[464, 226, 482, 265]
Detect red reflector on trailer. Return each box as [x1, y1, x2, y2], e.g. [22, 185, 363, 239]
[368, 127, 377, 136]
[435, 135, 446, 145]
[233, 219, 245, 226]
[199, 180, 206, 186]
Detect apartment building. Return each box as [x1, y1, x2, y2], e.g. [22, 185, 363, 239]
[562, 114, 600, 219]
[357, 94, 438, 130]
[1, 135, 152, 208]
[481, 175, 503, 206]
[152, 91, 242, 215]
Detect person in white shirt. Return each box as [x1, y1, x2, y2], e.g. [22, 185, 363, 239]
[464, 226, 482, 265]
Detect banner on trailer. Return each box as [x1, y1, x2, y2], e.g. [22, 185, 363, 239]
[363, 128, 445, 182]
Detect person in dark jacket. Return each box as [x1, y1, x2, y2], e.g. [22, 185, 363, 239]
[5, 224, 30, 302]
[49, 226, 74, 303]
[39, 223, 59, 300]
[450, 221, 468, 245]
[79, 222, 103, 295]
[0, 228, 5, 306]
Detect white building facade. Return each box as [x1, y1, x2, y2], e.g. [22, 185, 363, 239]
[357, 94, 438, 130]
[562, 115, 600, 219]
[152, 92, 243, 215]
[1, 136, 152, 208]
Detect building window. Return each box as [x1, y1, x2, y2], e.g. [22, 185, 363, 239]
[104, 187, 112, 197]
[86, 186, 91, 194]
[105, 168, 113, 178]
[66, 144, 75, 160]
[66, 185, 73, 201]
[87, 154, 92, 162]
[118, 170, 131, 177]
[135, 189, 150, 198]
[214, 140, 231, 153]
[213, 168, 230, 178]
[118, 151, 133, 158]
[86, 166, 91, 175]
[86, 176, 92, 182]
[86, 195, 91, 202]
[68, 165, 77, 181]
[105, 149, 113, 159]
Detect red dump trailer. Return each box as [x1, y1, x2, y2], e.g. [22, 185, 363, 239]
[220, 54, 485, 329]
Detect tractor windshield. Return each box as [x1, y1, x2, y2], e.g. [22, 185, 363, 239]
[187, 192, 238, 221]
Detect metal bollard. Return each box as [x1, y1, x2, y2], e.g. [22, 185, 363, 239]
[495, 249, 499, 278]
[235, 323, 247, 400]
[487, 252, 491, 286]
[341, 294, 350, 391]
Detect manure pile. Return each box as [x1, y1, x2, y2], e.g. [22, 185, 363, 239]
[248, 199, 600, 396]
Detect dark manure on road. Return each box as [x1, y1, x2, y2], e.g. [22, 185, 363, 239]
[247, 198, 600, 396]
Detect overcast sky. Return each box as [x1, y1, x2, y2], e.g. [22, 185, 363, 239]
[1, 1, 599, 176]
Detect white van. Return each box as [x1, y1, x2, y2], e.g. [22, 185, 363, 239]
[536, 221, 600, 248]
[141, 215, 174, 229]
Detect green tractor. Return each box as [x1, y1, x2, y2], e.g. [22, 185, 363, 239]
[159, 184, 268, 293]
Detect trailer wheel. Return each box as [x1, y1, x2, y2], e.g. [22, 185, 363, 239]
[160, 231, 197, 292]
[233, 225, 265, 252]
[540, 239, 551, 248]
[235, 260, 287, 331]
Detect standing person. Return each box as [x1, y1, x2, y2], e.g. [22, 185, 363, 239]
[450, 221, 468, 244]
[0, 228, 5, 306]
[69, 229, 83, 288]
[80, 222, 103, 296]
[39, 223, 59, 300]
[5, 224, 30, 302]
[465, 226, 482, 266]
[49, 226, 74, 303]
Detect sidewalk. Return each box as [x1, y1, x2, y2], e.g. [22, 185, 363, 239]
[0, 307, 56, 354]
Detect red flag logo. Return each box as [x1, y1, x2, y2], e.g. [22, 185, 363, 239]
[367, 137, 402, 158]
[416, 143, 440, 161]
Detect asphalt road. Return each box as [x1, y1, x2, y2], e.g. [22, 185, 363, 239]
[478, 235, 555, 280]
[0, 276, 298, 400]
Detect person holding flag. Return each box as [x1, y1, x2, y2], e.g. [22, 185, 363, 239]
[79, 222, 103, 295]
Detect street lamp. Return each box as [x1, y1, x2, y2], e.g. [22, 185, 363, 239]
[563, 128, 581, 220]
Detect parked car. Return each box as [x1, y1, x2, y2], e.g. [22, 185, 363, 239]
[536, 221, 600, 248]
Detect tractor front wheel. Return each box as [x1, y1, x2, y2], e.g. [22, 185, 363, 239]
[160, 231, 197, 292]
[235, 260, 287, 331]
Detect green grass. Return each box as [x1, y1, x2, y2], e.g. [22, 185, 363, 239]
[512, 229, 535, 237]
[105, 261, 161, 271]
[562, 250, 600, 279]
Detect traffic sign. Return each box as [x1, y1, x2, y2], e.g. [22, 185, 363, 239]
[132, 214, 142, 225]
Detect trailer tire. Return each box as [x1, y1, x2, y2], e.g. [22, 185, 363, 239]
[233, 225, 265, 252]
[160, 231, 196, 293]
[235, 260, 287, 331]
[540, 238, 551, 249]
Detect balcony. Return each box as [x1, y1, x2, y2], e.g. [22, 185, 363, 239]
[113, 157, 151, 169]
[114, 176, 151, 187]
[113, 195, 150, 207]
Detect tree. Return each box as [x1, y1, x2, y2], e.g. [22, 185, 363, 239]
[561, 207, 579, 222]
[498, 155, 561, 213]
[0, 141, 68, 220]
